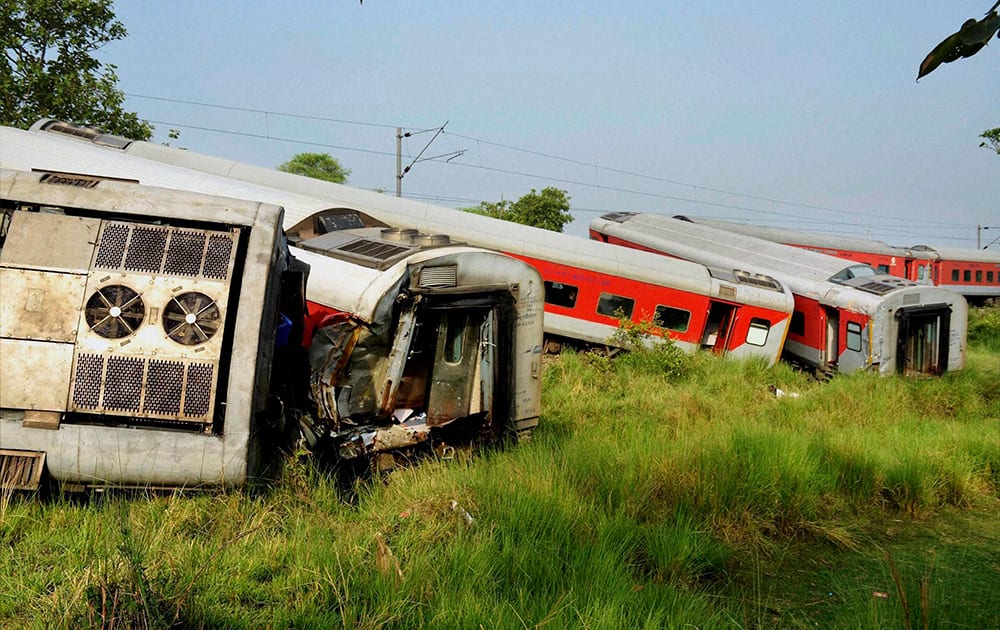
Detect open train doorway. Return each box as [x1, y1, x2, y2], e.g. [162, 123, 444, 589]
[824, 307, 840, 368]
[702, 301, 736, 354]
[896, 304, 951, 376]
[385, 292, 515, 441]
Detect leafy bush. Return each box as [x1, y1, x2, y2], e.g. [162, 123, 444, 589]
[608, 313, 692, 378]
[968, 306, 1000, 352]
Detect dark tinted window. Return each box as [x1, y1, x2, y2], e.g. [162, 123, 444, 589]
[596, 293, 635, 319]
[877, 264, 889, 274]
[964, 270, 971, 282]
[654, 305, 690, 332]
[789, 310, 805, 336]
[988, 271, 995, 283]
[951, 269, 960, 282]
[976, 270, 983, 283]
[544, 281, 578, 308]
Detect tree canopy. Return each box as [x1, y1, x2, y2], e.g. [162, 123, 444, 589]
[980, 128, 1000, 155]
[462, 187, 573, 232]
[918, 1, 1000, 80]
[277, 152, 351, 184]
[1, 0, 152, 139]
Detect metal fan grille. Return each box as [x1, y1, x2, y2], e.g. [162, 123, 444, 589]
[84, 285, 145, 338]
[163, 292, 221, 345]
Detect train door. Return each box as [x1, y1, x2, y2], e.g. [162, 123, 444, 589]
[896, 305, 951, 376]
[426, 309, 489, 424]
[701, 301, 736, 354]
[824, 307, 840, 369]
[385, 292, 514, 434]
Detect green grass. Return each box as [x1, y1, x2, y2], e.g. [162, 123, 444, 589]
[1, 310, 997, 628]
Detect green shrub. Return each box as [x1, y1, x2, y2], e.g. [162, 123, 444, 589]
[968, 306, 1000, 352]
[608, 313, 692, 378]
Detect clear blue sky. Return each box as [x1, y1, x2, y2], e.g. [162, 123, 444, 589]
[106, 1, 999, 247]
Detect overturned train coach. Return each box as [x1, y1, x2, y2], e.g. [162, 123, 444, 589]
[7, 121, 795, 365]
[590, 212, 967, 377]
[0, 169, 294, 489]
[0, 169, 543, 490]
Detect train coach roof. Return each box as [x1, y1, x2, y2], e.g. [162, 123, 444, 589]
[675, 215, 914, 257]
[591, 212, 933, 307]
[0, 124, 731, 301]
[911, 245, 1000, 264]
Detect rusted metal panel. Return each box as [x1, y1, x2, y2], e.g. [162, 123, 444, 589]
[0, 268, 87, 342]
[0, 339, 74, 410]
[0, 212, 100, 272]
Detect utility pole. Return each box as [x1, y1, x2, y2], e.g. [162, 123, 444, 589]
[395, 127, 404, 197]
[394, 122, 464, 198]
[977, 224, 989, 249]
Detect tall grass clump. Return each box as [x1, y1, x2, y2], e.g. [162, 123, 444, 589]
[0, 313, 996, 628]
[968, 305, 1000, 352]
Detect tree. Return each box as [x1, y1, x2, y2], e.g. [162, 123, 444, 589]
[462, 187, 573, 232]
[0, 0, 152, 139]
[277, 152, 351, 184]
[980, 127, 1000, 154]
[918, 1, 1000, 80]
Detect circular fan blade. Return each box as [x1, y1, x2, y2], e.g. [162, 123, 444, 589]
[163, 292, 221, 345]
[85, 285, 145, 339]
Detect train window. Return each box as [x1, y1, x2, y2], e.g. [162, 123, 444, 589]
[877, 264, 889, 274]
[746, 318, 770, 346]
[443, 314, 465, 364]
[654, 305, 690, 332]
[917, 265, 927, 281]
[988, 271, 995, 283]
[976, 270, 983, 283]
[952, 269, 960, 282]
[963, 270, 971, 282]
[597, 293, 635, 319]
[846, 322, 863, 352]
[544, 281, 578, 308]
[790, 310, 805, 336]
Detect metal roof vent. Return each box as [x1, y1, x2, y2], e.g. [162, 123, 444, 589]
[600, 211, 637, 223]
[40, 120, 132, 149]
[733, 269, 783, 291]
[855, 281, 897, 296]
[380, 227, 420, 242]
[412, 234, 451, 247]
[338, 238, 412, 261]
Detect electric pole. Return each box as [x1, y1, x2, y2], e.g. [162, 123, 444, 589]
[394, 123, 464, 198]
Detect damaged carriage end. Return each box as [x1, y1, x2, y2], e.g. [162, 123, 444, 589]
[289, 225, 544, 471]
[0, 169, 304, 489]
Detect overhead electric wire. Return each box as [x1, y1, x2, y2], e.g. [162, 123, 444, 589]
[127, 95, 986, 239]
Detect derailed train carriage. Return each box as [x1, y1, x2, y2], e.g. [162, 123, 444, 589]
[288, 224, 543, 468]
[590, 212, 968, 377]
[8, 121, 796, 365]
[666, 216, 1000, 303]
[0, 169, 543, 490]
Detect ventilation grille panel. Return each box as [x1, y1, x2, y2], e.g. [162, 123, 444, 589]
[0, 450, 46, 491]
[338, 238, 411, 261]
[94, 222, 237, 281]
[70, 353, 218, 423]
[419, 265, 458, 288]
[856, 281, 897, 296]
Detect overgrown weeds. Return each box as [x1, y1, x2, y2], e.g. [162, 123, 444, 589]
[0, 323, 996, 628]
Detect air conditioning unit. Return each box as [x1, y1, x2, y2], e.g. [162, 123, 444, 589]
[0, 212, 238, 426]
